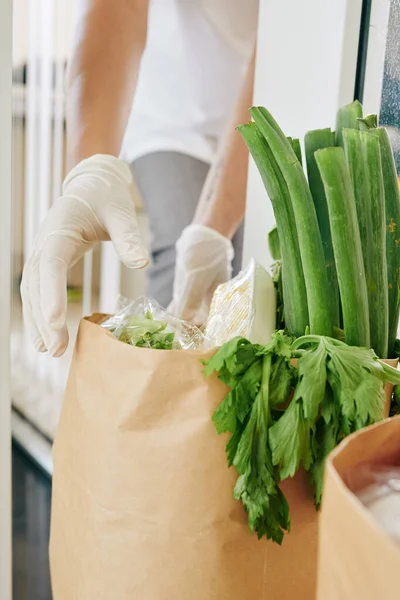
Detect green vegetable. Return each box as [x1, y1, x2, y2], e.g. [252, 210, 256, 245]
[238, 122, 309, 337]
[233, 353, 290, 544]
[116, 312, 181, 349]
[205, 332, 293, 543]
[304, 128, 339, 326]
[363, 133, 388, 358]
[269, 340, 327, 479]
[210, 102, 400, 543]
[315, 147, 370, 348]
[335, 100, 363, 147]
[287, 137, 302, 164]
[250, 106, 333, 337]
[374, 128, 400, 357]
[271, 260, 285, 330]
[206, 332, 400, 540]
[357, 114, 378, 131]
[268, 226, 281, 261]
[343, 129, 388, 357]
[309, 387, 339, 507]
[391, 385, 400, 416]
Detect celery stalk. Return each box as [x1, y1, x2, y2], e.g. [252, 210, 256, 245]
[343, 129, 388, 357]
[374, 127, 400, 357]
[335, 100, 363, 147]
[238, 122, 309, 336]
[305, 128, 339, 327]
[315, 147, 370, 348]
[357, 114, 378, 131]
[250, 107, 333, 337]
[268, 226, 281, 261]
[287, 137, 302, 165]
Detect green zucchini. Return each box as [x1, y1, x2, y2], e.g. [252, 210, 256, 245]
[315, 147, 370, 348]
[238, 122, 309, 336]
[250, 106, 333, 336]
[305, 128, 339, 327]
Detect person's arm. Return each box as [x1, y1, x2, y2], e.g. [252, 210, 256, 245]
[168, 49, 256, 323]
[67, 0, 149, 167]
[21, 0, 150, 357]
[193, 48, 256, 239]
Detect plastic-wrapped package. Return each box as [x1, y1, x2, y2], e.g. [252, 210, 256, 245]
[101, 296, 205, 350]
[353, 466, 400, 545]
[203, 259, 276, 348]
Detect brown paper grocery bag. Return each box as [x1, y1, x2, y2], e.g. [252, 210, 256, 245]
[317, 416, 400, 600]
[50, 317, 318, 600]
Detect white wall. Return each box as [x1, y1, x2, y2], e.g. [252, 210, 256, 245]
[244, 0, 363, 270]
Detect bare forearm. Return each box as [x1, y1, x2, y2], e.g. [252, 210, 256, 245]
[194, 49, 256, 238]
[66, 0, 148, 168]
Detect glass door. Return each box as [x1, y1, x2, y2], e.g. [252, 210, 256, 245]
[361, 0, 400, 172]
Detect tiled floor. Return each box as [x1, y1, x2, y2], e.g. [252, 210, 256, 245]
[12, 443, 52, 600]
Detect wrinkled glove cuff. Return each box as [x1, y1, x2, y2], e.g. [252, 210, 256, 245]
[177, 224, 234, 262]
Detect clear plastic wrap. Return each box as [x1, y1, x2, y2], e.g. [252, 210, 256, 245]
[352, 465, 400, 545]
[101, 296, 205, 350]
[203, 259, 276, 348]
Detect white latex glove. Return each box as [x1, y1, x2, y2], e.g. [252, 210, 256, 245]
[168, 224, 234, 324]
[21, 154, 148, 357]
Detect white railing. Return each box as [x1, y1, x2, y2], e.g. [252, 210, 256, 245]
[11, 0, 147, 441]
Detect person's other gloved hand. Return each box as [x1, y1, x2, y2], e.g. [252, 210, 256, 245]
[168, 224, 234, 324]
[21, 154, 149, 357]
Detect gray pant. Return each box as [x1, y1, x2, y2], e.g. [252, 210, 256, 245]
[132, 151, 244, 308]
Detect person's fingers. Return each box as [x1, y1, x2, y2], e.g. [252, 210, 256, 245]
[39, 234, 82, 357]
[20, 260, 46, 352]
[39, 257, 69, 357]
[168, 267, 214, 323]
[28, 259, 54, 353]
[104, 201, 149, 269]
[39, 237, 70, 327]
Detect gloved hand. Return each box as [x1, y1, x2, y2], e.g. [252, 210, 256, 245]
[21, 154, 148, 357]
[168, 224, 234, 324]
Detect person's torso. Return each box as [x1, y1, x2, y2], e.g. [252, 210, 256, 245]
[121, 0, 259, 164]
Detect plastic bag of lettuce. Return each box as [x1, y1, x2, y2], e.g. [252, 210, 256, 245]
[101, 295, 205, 350]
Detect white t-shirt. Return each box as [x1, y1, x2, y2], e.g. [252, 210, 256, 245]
[121, 0, 259, 165]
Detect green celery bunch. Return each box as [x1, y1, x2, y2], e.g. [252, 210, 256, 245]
[205, 336, 400, 542]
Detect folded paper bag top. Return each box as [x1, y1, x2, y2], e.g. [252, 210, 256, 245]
[317, 416, 400, 600]
[50, 317, 318, 600]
